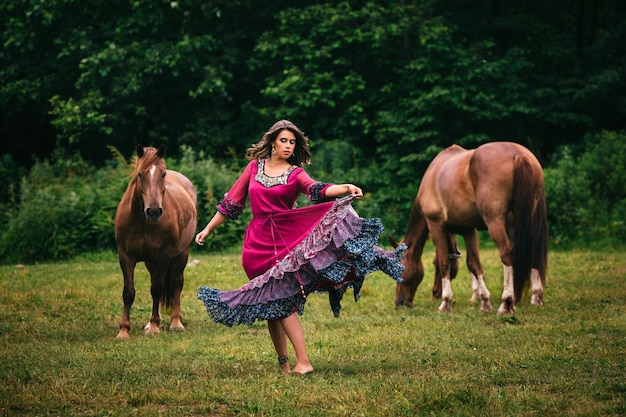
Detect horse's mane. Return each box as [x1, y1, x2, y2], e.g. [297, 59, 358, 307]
[135, 147, 165, 170]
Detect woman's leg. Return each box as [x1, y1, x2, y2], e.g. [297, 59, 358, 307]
[267, 320, 291, 374]
[280, 313, 314, 375]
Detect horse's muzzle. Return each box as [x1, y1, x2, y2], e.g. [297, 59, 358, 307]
[394, 295, 414, 308]
[145, 207, 163, 222]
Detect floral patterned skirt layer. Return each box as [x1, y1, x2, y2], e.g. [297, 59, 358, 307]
[197, 196, 406, 326]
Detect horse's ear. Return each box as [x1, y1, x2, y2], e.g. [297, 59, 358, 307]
[157, 144, 166, 158]
[388, 235, 399, 249]
[136, 144, 145, 158]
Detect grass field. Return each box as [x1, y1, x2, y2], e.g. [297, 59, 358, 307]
[0, 245, 624, 416]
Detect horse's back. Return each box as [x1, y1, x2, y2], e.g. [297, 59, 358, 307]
[470, 142, 543, 201]
[417, 142, 543, 230]
[471, 142, 542, 175]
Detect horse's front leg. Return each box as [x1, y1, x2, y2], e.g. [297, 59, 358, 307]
[116, 255, 136, 339]
[432, 234, 460, 299]
[431, 232, 453, 312]
[144, 260, 166, 336]
[168, 252, 188, 332]
[438, 274, 453, 312]
[431, 254, 442, 299]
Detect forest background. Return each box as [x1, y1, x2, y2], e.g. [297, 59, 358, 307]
[1, 0, 625, 263]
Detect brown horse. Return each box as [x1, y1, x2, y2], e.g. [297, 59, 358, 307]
[114, 145, 198, 339]
[395, 142, 548, 314]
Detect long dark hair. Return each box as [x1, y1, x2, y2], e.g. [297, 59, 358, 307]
[245, 120, 312, 167]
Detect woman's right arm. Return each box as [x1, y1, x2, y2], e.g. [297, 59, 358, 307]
[195, 160, 253, 246]
[195, 211, 227, 245]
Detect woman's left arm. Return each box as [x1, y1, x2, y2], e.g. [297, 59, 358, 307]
[296, 169, 363, 200]
[325, 184, 363, 199]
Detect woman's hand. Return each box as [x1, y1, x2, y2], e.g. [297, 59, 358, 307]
[195, 212, 227, 246]
[195, 228, 209, 246]
[347, 184, 363, 199]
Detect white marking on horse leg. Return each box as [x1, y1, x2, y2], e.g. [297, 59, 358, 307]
[144, 310, 161, 335]
[530, 268, 544, 306]
[470, 274, 479, 303]
[438, 276, 453, 312]
[497, 264, 516, 315]
[471, 273, 492, 312]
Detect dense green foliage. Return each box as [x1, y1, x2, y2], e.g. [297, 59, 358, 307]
[1, 130, 624, 264]
[1, 0, 625, 263]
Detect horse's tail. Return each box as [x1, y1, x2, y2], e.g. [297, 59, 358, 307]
[532, 186, 548, 286]
[163, 279, 176, 310]
[511, 155, 546, 301]
[162, 259, 185, 310]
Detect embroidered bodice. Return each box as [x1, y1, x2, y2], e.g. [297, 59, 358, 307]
[254, 159, 296, 188]
[216, 159, 332, 221]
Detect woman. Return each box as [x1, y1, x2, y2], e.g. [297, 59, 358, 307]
[195, 120, 405, 375]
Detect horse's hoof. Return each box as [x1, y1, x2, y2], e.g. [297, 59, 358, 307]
[144, 325, 160, 336]
[169, 324, 185, 332]
[437, 302, 452, 313]
[530, 294, 543, 306]
[115, 330, 130, 340]
[480, 302, 493, 313]
[497, 302, 515, 315]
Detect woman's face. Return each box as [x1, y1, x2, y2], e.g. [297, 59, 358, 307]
[273, 129, 296, 160]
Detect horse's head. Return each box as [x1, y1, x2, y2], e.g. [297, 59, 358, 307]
[390, 238, 424, 308]
[134, 144, 167, 222]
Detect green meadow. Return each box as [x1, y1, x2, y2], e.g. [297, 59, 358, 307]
[1, 246, 624, 416]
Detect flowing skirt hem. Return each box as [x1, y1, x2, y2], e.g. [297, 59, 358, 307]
[197, 197, 406, 326]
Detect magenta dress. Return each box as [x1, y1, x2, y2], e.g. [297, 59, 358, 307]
[197, 159, 406, 326]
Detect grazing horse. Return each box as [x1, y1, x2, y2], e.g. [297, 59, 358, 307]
[114, 145, 198, 339]
[395, 142, 548, 314]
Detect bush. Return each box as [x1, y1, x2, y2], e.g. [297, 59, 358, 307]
[2, 129, 625, 264]
[0, 154, 25, 231]
[0, 155, 127, 264]
[545, 130, 626, 246]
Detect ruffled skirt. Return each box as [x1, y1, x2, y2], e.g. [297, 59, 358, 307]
[197, 196, 406, 326]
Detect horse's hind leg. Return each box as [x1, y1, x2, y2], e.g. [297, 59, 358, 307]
[167, 252, 188, 332]
[116, 254, 137, 339]
[482, 218, 516, 315]
[530, 268, 544, 305]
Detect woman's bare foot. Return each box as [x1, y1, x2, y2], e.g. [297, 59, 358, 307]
[291, 362, 314, 375]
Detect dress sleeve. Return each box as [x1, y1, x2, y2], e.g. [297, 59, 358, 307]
[216, 161, 253, 219]
[295, 168, 333, 202]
